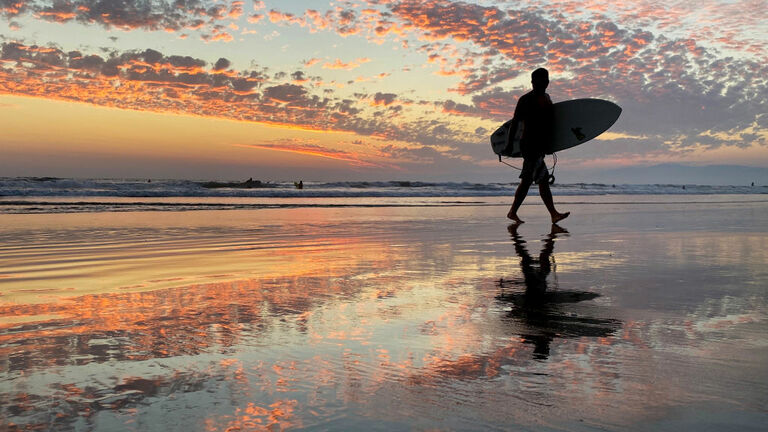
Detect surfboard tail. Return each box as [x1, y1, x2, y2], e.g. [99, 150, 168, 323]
[490, 119, 523, 158]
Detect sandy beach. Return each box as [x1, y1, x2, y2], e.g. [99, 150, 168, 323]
[1, 196, 767, 431]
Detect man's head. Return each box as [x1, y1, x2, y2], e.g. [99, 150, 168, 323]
[531, 68, 549, 93]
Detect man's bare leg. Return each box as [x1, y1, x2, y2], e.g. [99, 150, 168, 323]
[508, 178, 532, 223]
[538, 181, 570, 223]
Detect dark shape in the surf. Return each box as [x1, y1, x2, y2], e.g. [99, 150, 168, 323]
[200, 178, 274, 189]
[507, 68, 569, 225]
[294, 180, 303, 189]
[497, 224, 621, 360]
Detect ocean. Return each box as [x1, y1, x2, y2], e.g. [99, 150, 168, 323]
[1, 177, 765, 213]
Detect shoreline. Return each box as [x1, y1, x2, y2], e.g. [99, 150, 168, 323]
[1, 193, 766, 214]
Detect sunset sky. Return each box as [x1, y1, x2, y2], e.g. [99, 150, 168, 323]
[1, 0, 766, 182]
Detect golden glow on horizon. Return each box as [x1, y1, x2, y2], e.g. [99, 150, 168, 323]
[0, 94, 390, 173]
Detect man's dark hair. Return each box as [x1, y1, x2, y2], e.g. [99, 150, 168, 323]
[532, 68, 549, 80]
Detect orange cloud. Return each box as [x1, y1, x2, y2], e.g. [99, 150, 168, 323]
[247, 13, 264, 23]
[268, 9, 305, 26]
[237, 141, 384, 168]
[203, 30, 234, 43]
[0, 42, 368, 136]
[322, 57, 370, 70]
[303, 57, 321, 67]
[227, 1, 243, 19]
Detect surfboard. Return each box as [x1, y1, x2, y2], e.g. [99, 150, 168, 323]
[490, 98, 622, 158]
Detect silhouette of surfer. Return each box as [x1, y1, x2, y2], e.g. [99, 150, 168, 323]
[507, 68, 569, 224]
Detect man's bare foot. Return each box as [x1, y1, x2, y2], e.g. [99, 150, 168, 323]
[507, 211, 524, 224]
[551, 211, 570, 223]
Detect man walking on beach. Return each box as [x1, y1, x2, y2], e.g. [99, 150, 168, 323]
[507, 68, 570, 224]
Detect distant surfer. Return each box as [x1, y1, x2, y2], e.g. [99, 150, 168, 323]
[294, 180, 303, 189]
[507, 68, 570, 225]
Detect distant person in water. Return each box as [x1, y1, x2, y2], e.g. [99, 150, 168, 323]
[507, 68, 569, 224]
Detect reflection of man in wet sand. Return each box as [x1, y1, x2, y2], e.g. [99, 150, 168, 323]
[504, 223, 568, 359]
[506, 223, 569, 302]
[507, 68, 569, 225]
[499, 224, 619, 360]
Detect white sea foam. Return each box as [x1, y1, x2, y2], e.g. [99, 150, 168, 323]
[1, 177, 764, 198]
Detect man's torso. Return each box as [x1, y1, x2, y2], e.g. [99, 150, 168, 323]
[515, 91, 553, 158]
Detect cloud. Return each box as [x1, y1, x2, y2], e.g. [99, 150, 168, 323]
[257, 1, 765, 144]
[237, 140, 387, 168]
[201, 25, 235, 43]
[372, 92, 396, 106]
[322, 57, 370, 71]
[0, 41, 472, 168]
[0, 0, 241, 34]
[262, 84, 310, 105]
[247, 13, 264, 23]
[227, 1, 243, 19]
[440, 99, 484, 117]
[213, 57, 231, 71]
[528, 0, 768, 58]
[290, 70, 309, 84]
[364, 0, 767, 142]
[268, 9, 304, 26]
[298, 59, 319, 70]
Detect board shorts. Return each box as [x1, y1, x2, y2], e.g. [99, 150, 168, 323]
[519, 156, 549, 184]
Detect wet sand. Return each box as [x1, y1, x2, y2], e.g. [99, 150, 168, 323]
[1, 197, 767, 431]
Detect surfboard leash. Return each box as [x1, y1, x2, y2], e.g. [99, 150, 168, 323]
[499, 158, 522, 170]
[549, 152, 558, 185]
[498, 152, 558, 185]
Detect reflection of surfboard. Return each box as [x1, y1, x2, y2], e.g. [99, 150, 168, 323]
[490, 98, 621, 158]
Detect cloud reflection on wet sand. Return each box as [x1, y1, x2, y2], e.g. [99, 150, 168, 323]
[1, 204, 767, 430]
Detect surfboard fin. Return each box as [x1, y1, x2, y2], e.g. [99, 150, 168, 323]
[571, 127, 586, 141]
